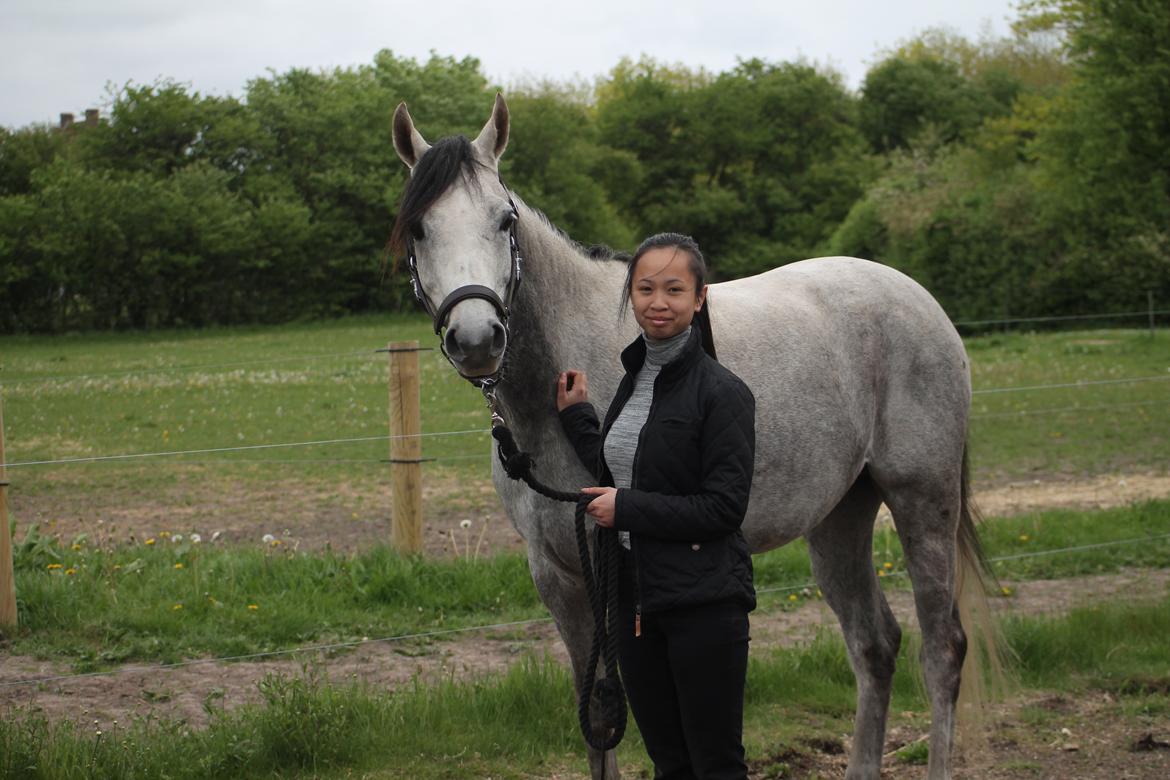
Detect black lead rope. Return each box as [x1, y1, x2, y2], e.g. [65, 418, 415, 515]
[491, 425, 627, 751]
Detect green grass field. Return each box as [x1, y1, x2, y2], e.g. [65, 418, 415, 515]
[1, 317, 1167, 490]
[5, 500, 1169, 666]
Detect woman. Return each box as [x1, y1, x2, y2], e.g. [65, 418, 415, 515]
[556, 233, 757, 780]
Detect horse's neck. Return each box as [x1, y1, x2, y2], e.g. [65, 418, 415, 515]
[494, 202, 624, 432]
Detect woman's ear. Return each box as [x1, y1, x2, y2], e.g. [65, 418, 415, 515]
[695, 284, 708, 311]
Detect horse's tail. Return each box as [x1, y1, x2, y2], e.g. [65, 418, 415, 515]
[954, 444, 1011, 745]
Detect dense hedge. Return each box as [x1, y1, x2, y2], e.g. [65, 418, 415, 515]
[1, 0, 1167, 332]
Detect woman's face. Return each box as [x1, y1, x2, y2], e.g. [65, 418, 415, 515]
[629, 246, 707, 340]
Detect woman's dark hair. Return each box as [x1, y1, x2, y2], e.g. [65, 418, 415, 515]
[619, 232, 708, 312]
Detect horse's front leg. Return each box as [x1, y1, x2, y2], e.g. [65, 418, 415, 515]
[527, 541, 621, 780]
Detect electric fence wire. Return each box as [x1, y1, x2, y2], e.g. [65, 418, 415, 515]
[1, 303, 1163, 387]
[2, 350, 385, 386]
[953, 309, 1170, 327]
[1, 429, 493, 469]
[971, 374, 1170, 395]
[4, 373, 1167, 471]
[970, 398, 1170, 419]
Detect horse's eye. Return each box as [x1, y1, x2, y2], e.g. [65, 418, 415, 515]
[499, 213, 517, 232]
[409, 222, 425, 241]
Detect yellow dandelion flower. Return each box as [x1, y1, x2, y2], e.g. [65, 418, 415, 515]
[47, 563, 63, 570]
[172, 603, 183, 610]
[883, 562, 893, 570]
[65, 568, 77, 576]
[145, 538, 156, 546]
[173, 563, 184, 570]
[113, 564, 122, 571]
[159, 531, 170, 538]
[878, 570, 886, 578]
[71, 544, 82, 551]
[247, 604, 259, 610]
[1001, 586, 1013, 596]
[269, 539, 281, 547]
[787, 594, 799, 602]
[1018, 534, 1029, 542]
[816, 588, 823, 598]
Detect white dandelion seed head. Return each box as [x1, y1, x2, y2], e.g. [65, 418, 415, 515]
[190, 534, 202, 544]
[262, 533, 275, 544]
[171, 534, 183, 543]
[459, 519, 472, 530]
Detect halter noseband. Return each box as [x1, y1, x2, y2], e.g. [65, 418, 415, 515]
[405, 186, 524, 387]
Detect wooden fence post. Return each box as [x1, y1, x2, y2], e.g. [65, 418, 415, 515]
[387, 341, 423, 554]
[0, 390, 17, 628]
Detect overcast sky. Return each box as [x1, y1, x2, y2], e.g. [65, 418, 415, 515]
[2, 0, 1020, 130]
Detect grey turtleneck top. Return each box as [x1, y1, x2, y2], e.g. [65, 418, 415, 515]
[604, 326, 693, 547]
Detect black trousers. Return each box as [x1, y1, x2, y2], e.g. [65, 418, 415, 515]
[618, 552, 751, 780]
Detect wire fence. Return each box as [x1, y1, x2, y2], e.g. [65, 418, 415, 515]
[953, 308, 1169, 327]
[2, 371, 1166, 471]
[1, 302, 1163, 389]
[2, 530, 1167, 692]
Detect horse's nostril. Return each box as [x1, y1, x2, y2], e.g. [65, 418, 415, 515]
[444, 325, 465, 359]
[489, 323, 506, 357]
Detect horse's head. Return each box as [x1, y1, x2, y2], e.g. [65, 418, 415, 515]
[391, 94, 518, 383]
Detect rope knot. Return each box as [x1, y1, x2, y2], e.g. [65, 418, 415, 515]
[502, 451, 535, 480]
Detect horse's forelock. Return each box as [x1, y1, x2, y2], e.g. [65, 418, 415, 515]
[389, 135, 486, 263]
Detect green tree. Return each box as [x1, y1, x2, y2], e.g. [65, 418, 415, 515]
[859, 56, 1007, 153]
[1022, 0, 1170, 309]
[597, 57, 871, 277]
[503, 83, 636, 249]
[246, 51, 496, 313]
[0, 125, 67, 196]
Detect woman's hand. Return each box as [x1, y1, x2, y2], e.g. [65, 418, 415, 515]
[581, 486, 617, 527]
[556, 369, 589, 411]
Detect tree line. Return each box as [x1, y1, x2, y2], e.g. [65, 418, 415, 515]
[1, 0, 1166, 332]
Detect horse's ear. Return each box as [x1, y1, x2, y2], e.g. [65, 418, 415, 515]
[472, 93, 509, 164]
[393, 102, 431, 171]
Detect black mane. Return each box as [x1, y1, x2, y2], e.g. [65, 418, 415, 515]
[586, 243, 632, 263]
[389, 135, 483, 258]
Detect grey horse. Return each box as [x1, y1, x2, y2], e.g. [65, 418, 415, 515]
[390, 94, 1000, 780]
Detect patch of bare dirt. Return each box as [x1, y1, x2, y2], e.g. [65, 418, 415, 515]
[7, 466, 525, 557]
[10, 469, 1170, 558]
[738, 688, 1170, 779]
[876, 471, 1170, 528]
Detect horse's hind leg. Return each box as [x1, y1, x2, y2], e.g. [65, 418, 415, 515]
[881, 472, 966, 780]
[806, 469, 901, 780]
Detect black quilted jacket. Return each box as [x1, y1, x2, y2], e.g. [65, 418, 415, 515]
[558, 326, 757, 615]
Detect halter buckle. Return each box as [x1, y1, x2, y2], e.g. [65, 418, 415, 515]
[481, 383, 506, 428]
